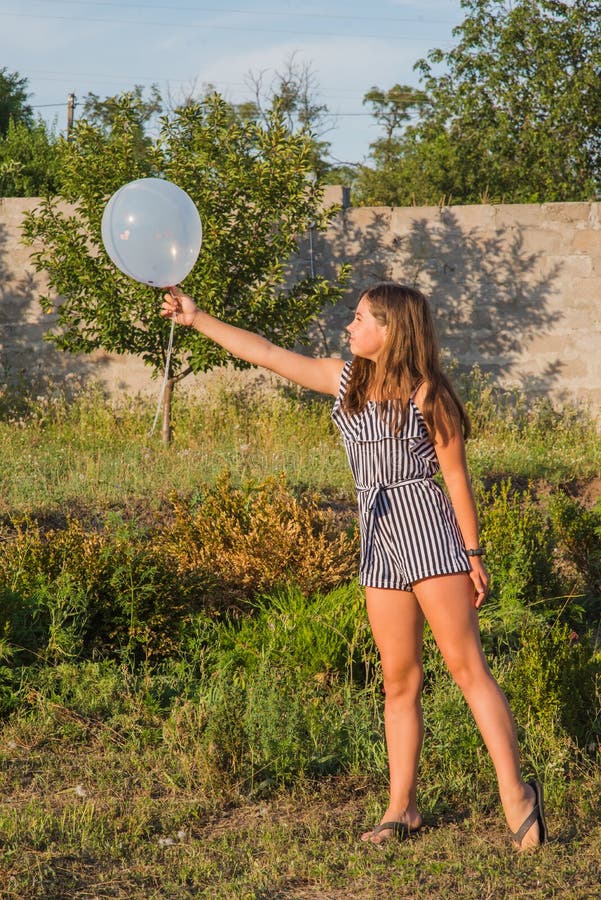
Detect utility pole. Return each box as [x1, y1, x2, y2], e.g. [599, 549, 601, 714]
[67, 92, 76, 141]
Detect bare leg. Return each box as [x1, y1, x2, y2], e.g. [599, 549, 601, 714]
[413, 573, 541, 849]
[362, 586, 424, 843]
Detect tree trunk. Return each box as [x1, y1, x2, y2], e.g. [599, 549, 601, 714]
[161, 376, 174, 444]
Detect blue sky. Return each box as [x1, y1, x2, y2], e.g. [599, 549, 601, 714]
[1, 0, 464, 165]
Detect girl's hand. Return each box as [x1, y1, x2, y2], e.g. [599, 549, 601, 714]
[161, 286, 199, 327]
[469, 558, 489, 609]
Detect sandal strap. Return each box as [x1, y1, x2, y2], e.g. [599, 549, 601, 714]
[371, 820, 413, 836]
[511, 806, 539, 846]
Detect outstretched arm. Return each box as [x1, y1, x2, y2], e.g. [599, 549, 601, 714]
[161, 287, 345, 397]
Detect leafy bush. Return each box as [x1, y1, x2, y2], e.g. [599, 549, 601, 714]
[159, 472, 359, 608]
[0, 515, 186, 664]
[478, 480, 561, 639]
[476, 480, 601, 666]
[501, 619, 600, 748]
[0, 475, 359, 672]
[546, 493, 601, 618]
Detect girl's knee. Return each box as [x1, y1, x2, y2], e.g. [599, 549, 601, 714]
[446, 654, 492, 694]
[382, 664, 423, 703]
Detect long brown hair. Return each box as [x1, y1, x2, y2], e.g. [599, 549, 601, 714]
[342, 282, 471, 444]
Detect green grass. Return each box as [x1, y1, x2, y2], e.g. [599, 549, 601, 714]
[0, 374, 600, 898]
[0, 671, 599, 899]
[0, 383, 353, 516]
[1, 374, 599, 517]
[460, 372, 601, 485]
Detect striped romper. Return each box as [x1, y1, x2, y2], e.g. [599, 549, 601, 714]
[332, 361, 471, 591]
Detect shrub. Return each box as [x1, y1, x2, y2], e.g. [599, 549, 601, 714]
[158, 472, 359, 608]
[501, 618, 600, 748]
[476, 481, 601, 657]
[546, 492, 601, 618]
[478, 480, 560, 640]
[0, 475, 359, 670]
[0, 515, 188, 663]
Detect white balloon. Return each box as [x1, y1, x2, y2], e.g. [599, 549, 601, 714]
[101, 177, 202, 287]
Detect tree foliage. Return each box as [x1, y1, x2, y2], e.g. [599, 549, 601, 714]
[164, 57, 334, 177]
[0, 68, 33, 136]
[354, 84, 427, 205]
[21, 92, 349, 440]
[80, 83, 163, 134]
[243, 56, 333, 178]
[357, 0, 601, 205]
[79, 84, 163, 161]
[0, 118, 60, 197]
[0, 67, 58, 197]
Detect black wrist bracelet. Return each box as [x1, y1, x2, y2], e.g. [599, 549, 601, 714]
[465, 548, 485, 557]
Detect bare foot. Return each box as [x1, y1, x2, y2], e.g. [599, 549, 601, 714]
[507, 781, 544, 851]
[361, 809, 422, 844]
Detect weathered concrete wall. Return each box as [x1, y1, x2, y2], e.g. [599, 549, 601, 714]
[301, 192, 601, 410]
[2, 191, 601, 410]
[0, 197, 160, 399]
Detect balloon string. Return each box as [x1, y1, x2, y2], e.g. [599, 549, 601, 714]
[149, 313, 176, 437]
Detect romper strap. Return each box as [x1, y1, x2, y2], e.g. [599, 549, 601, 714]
[410, 380, 424, 401]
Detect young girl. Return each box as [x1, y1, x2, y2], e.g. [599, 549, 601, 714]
[161, 281, 547, 851]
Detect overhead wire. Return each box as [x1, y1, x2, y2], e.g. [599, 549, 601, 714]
[0, 14, 440, 40]
[29, 0, 459, 26]
[0, 0, 460, 42]
[10, 1, 454, 146]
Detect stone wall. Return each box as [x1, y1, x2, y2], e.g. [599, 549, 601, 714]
[2, 192, 601, 411]
[0, 197, 156, 398]
[305, 190, 601, 411]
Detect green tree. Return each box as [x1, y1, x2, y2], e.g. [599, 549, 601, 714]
[354, 85, 427, 205]
[79, 84, 162, 157]
[241, 56, 333, 178]
[0, 118, 60, 196]
[0, 68, 33, 136]
[360, 0, 601, 205]
[21, 92, 349, 442]
[169, 58, 336, 178]
[0, 69, 59, 197]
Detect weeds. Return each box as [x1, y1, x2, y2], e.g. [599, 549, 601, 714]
[1, 371, 600, 517]
[0, 374, 600, 896]
[0, 479, 359, 672]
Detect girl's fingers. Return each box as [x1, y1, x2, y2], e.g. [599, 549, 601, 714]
[469, 570, 488, 608]
[161, 293, 180, 317]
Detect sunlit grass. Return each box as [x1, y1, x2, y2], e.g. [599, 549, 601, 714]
[0, 383, 353, 516]
[1, 372, 599, 517]
[0, 371, 599, 897]
[1, 652, 599, 898]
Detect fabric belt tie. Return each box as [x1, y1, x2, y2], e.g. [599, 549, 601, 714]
[357, 478, 429, 569]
